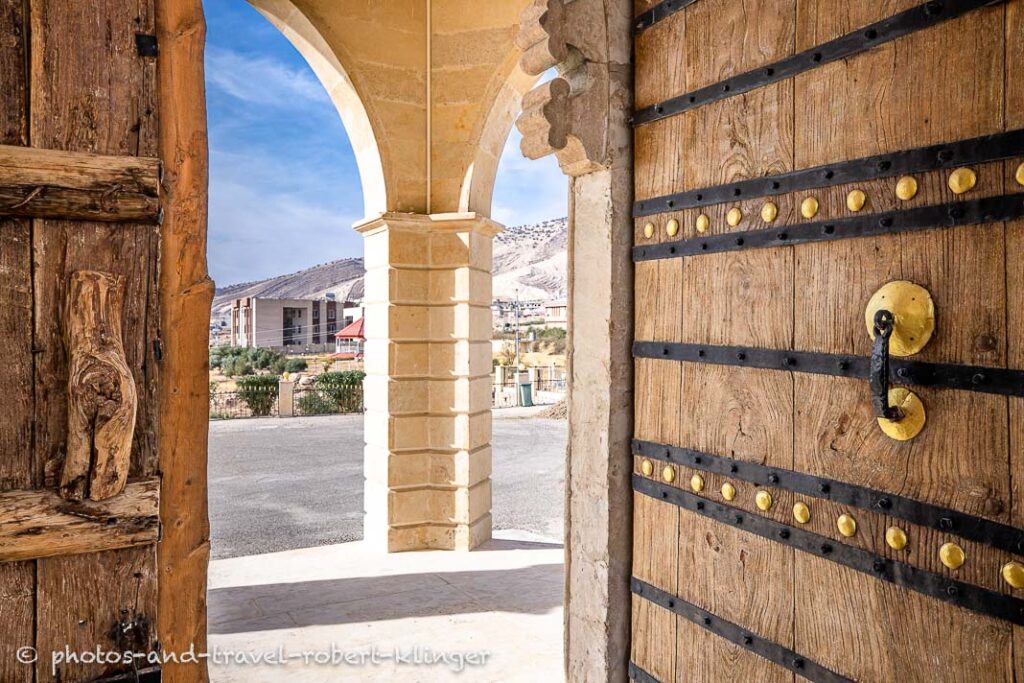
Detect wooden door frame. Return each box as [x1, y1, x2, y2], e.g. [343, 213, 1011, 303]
[155, 1, 215, 680]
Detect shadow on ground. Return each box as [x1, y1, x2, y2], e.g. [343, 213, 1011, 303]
[209, 539, 565, 634]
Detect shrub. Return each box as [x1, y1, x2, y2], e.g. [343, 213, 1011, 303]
[296, 390, 337, 415]
[235, 375, 279, 417]
[315, 371, 365, 413]
[285, 358, 308, 373]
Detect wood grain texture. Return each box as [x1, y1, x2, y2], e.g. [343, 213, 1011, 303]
[794, 4, 1005, 168]
[62, 271, 138, 501]
[0, 144, 161, 222]
[631, 492, 679, 681]
[155, 0, 214, 679]
[0, 2, 35, 682]
[0, 478, 159, 562]
[36, 546, 158, 683]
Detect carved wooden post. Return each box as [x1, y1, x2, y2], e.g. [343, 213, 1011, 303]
[62, 270, 138, 502]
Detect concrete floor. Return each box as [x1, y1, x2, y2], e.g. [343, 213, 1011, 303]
[206, 408, 567, 681]
[208, 409, 567, 559]
[207, 532, 564, 682]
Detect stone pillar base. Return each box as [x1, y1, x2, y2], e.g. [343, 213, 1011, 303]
[357, 212, 501, 552]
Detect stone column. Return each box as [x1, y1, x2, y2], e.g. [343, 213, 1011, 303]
[357, 212, 499, 552]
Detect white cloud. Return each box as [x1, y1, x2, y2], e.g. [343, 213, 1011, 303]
[491, 126, 568, 227]
[205, 46, 329, 108]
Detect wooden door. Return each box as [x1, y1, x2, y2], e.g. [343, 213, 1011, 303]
[630, 0, 1024, 680]
[1, 1, 176, 681]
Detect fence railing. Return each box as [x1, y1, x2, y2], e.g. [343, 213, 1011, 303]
[209, 380, 363, 420]
[293, 382, 364, 416]
[209, 387, 280, 420]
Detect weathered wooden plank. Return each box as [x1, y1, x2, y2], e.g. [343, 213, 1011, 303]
[36, 546, 158, 682]
[0, 144, 161, 222]
[0, 478, 159, 563]
[155, 0, 213, 680]
[0, 2, 35, 682]
[30, 1, 161, 681]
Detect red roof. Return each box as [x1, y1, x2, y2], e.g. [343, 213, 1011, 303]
[334, 317, 365, 339]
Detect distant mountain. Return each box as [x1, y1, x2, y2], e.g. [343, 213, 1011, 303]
[211, 218, 567, 318]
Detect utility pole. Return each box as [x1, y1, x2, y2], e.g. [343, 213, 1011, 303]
[513, 288, 521, 406]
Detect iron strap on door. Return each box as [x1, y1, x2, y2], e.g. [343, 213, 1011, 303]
[633, 475, 1024, 627]
[633, 0, 1004, 125]
[633, 128, 1024, 217]
[632, 438, 1024, 556]
[632, 0, 701, 33]
[632, 340, 1024, 398]
[630, 578, 854, 683]
[633, 192, 1024, 261]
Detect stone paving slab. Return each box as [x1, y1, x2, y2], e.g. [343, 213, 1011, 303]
[208, 531, 564, 682]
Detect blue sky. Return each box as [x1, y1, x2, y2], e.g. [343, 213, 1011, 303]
[204, 0, 567, 286]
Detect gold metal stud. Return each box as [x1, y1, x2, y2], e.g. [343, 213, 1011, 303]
[662, 465, 676, 484]
[837, 514, 857, 538]
[755, 490, 773, 511]
[846, 189, 866, 212]
[939, 542, 965, 570]
[666, 218, 680, 237]
[1002, 561, 1024, 589]
[761, 202, 778, 223]
[641, 459, 654, 477]
[947, 167, 977, 195]
[800, 196, 819, 219]
[864, 280, 935, 357]
[1015, 162, 1024, 187]
[690, 474, 705, 492]
[793, 502, 811, 524]
[885, 526, 908, 551]
[696, 214, 710, 233]
[721, 482, 736, 501]
[643, 222, 655, 239]
[877, 387, 927, 441]
[896, 175, 918, 201]
[727, 207, 743, 227]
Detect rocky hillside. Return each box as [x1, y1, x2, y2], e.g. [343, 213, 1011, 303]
[211, 218, 567, 318]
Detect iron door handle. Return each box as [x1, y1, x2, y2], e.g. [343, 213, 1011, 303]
[870, 309, 903, 422]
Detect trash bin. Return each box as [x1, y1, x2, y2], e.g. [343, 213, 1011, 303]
[519, 381, 534, 407]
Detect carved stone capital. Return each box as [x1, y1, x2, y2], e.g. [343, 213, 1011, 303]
[515, 0, 630, 177]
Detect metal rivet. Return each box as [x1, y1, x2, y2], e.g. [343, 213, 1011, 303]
[778, 529, 790, 539]
[643, 222, 655, 238]
[885, 526, 908, 551]
[666, 218, 680, 237]
[761, 201, 778, 223]
[847, 189, 866, 212]
[729, 464, 738, 473]
[896, 175, 918, 201]
[727, 207, 743, 227]
[819, 482, 831, 494]
[696, 501, 705, 510]
[939, 542, 965, 570]
[837, 514, 857, 537]
[703, 616, 711, 625]
[721, 482, 736, 501]
[641, 459, 654, 477]
[735, 514, 744, 524]
[755, 490, 773, 511]
[743, 635, 753, 645]
[872, 559, 886, 573]
[690, 474, 705, 492]
[696, 214, 710, 233]
[793, 502, 811, 524]
[800, 196, 819, 219]
[947, 167, 977, 194]
[1002, 561, 1024, 589]
[1015, 162, 1024, 187]
[876, 497, 892, 510]
[768, 473, 779, 484]
[820, 543, 833, 554]
[736, 351, 746, 361]
[662, 466, 676, 484]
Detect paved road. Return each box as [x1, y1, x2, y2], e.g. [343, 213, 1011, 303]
[208, 411, 566, 559]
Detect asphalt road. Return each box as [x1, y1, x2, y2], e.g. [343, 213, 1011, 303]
[208, 411, 566, 559]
